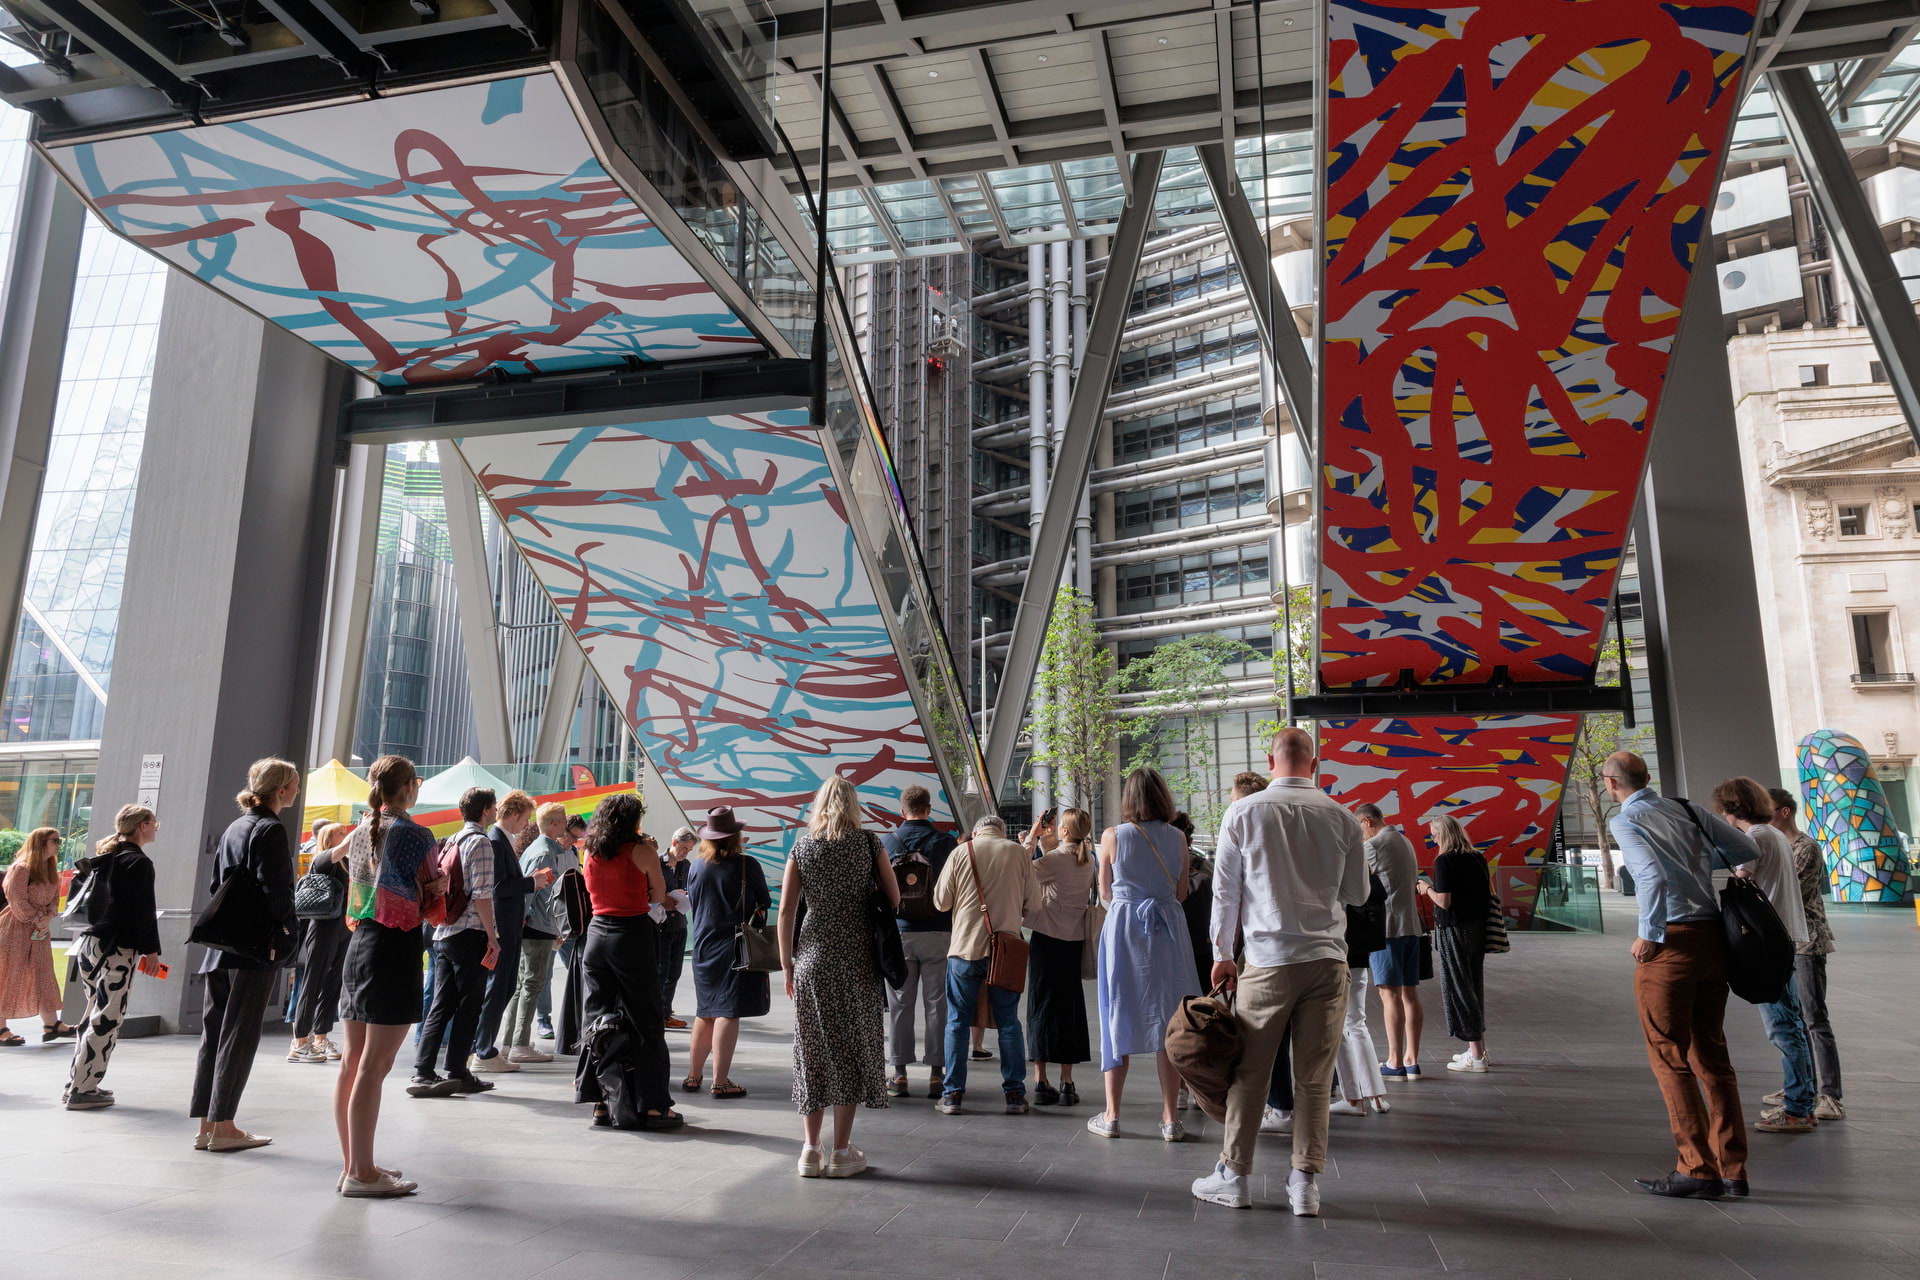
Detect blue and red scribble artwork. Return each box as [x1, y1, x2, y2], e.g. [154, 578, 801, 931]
[453, 414, 956, 871]
[1315, 0, 1757, 690]
[49, 74, 761, 386]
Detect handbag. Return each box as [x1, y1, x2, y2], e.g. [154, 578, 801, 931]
[61, 855, 114, 933]
[1481, 864, 1510, 955]
[1081, 894, 1107, 980]
[961, 840, 1028, 993]
[1164, 985, 1241, 1123]
[865, 832, 908, 989]
[1674, 798, 1794, 1004]
[189, 863, 293, 965]
[293, 867, 345, 921]
[730, 857, 780, 973]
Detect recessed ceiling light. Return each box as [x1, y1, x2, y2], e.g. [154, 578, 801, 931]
[1157, 36, 1169, 44]
[772, 94, 781, 102]
[928, 70, 939, 78]
[1036, 54, 1048, 62]
[1282, 16, 1295, 25]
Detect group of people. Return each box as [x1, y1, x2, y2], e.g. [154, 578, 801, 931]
[0, 732, 1850, 1214]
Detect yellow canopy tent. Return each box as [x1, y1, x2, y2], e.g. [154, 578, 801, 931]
[303, 759, 365, 832]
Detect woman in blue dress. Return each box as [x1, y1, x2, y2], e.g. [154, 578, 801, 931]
[1088, 767, 1200, 1142]
[684, 806, 771, 1099]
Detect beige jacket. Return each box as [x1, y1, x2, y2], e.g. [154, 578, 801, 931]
[933, 834, 1041, 961]
[1024, 845, 1098, 940]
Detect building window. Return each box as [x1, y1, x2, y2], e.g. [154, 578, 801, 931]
[1870, 360, 1886, 383]
[1850, 610, 1901, 681]
[1798, 365, 1828, 387]
[1837, 504, 1868, 537]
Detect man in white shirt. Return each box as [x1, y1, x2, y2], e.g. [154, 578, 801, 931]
[1192, 728, 1369, 1216]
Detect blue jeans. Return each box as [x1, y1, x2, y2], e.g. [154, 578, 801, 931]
[1758, 979, 1815, 1117]
[942, 957, 1025, 1099]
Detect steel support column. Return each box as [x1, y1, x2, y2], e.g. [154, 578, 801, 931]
[985, 150, 1165, 794]
[1774, 65, 1920, 450]
[0, 161, 84, 689]
[310, 440, 382, 766]
[1197, 143, 1315, 449]
[532, 632, 589, 765]
[439, 455, 515, 764]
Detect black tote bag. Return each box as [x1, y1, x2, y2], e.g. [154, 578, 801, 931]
[1673, 798, 1794, 1005]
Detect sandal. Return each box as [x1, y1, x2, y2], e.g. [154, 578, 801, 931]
[679, 1075, 702, 1093]
[710, 1081, 746, 1099]
[638, 1109, 686, 1131]
[0, 1030, 23, 1047]
[42, 1022, 77, 1042]
[592, 1104, 611, 1128]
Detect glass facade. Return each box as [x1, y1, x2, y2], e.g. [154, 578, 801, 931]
[0, 212, 166, 743]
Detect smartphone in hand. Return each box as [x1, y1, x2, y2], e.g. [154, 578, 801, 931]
[137, 955, 170, 980]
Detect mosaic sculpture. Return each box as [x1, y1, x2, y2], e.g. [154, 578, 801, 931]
[1796, 729, 1912, 903]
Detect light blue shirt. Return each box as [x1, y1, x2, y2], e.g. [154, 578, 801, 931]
[1608, 788, 1760, 942]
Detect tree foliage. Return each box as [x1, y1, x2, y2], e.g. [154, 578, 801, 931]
[1564, 633, 1652, 889]
[1124, 632, 1263, 832]
[1030, 586, 1121, 812]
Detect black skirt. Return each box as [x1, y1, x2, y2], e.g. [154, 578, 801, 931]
[337, 920, 425, 1026]
[1026, 929, 1090, 1065]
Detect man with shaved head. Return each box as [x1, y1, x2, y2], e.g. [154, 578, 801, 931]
[1604, 750, 1761, 1200]
[1192, 727, 1369, 1217]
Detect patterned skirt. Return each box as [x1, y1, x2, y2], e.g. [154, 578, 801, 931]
[1435, 920, 1487, 1042]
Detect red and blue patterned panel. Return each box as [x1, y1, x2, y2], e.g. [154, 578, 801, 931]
[1317, 0, 1757, 690]
[452, 414, 956, 871]
[1318, 714, 1581, 924]
[48, 74, 762, 387]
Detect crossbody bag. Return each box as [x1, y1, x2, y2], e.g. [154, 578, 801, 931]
[962, 841, 1028, 993]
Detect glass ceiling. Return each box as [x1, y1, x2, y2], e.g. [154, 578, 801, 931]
[1733, 45, 1920, 149]
[816, 132, 1312, 264]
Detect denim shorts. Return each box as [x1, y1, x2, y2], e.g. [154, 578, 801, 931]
[1370, 935, 1422, 987]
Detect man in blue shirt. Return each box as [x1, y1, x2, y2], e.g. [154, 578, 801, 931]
[1604, 751, 1760, 1200]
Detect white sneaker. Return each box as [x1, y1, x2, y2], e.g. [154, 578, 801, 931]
[1449, 1048, 1490, 1068]
[1175, 1086, 1191, 1112]
[1329, 1098, 1367, 1116]
[340, 1172, 417, 1198]
[1287, 1173, 1321, 1217]
[1446, 1054, 1489, 1074]
[506, 1046, 553, 1064]
[1814, 1095, 1846, 1121]
[1259, 1106, 1292, 1134]
[797, 1146, 824, 1178]
[1763, 1088, 1785, 1107]
[468, 1053, 520, 1074]
[826, 1145, 868, 1178]
[1191, 1161, 1251, 1209]
[1085, 1113, 1119, 1138]
[287, 1043, 326, 1064]
[1370, 1096, 1392, 1114]
[316, 1036, 342, 1061]
[1159, 1121, 1186, 1142]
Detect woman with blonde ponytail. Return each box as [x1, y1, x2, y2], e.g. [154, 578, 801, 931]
[64, 803, 161, 1110]
[334, 755, 438, 1198]
[189, 757, 301, 1153]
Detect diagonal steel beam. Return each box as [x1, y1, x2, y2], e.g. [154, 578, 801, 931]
[1197, 142, 1314, 460]
[983, 148, 1164, 794]
[1774, 65, 1920, 452]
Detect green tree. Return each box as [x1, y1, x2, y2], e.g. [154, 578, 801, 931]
[1566, 713, 1654, 890]
[1253, 582, 1316, 743]
[1029, 586, 1120, 813]
[1125, 632, 1264, 832]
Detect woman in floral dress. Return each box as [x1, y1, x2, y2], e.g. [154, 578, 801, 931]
[0, 828, 76, 1046]
[778, 775, 900, 1179]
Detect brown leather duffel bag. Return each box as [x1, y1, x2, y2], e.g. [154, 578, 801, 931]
[1164, 986, 1241, 1123]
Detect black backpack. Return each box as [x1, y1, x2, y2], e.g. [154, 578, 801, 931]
[883, 830, 942, 924]
[1673, 798, 1794, 1005]
[1345, 872, 1389, 966]
[61, 854, 115, 933]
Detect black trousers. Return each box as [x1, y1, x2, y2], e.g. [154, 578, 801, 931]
[292, 919, 349, 1039]
[472, 902, 524, 1057]
[190, 968, 275, 1122]
[658, 913, 688, 1015]
[415, 929, 488, 1077]
[575, 914, 672, 1116]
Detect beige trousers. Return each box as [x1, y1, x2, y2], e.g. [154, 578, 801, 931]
[1220, 957, 1348, 1176]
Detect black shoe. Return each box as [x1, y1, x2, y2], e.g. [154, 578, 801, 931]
[406, 1074, 458, 1099]
[1005, 1092, 1029, 1115]
[1721, 1179, 1749, 1198]
[1034, 1081, 1060, 1106]
[970, 1048, 992, 1060]
[1633, 1172, 1724, 1199]
[1059, 1082, 1079, 1107]
[447, 1073, 494, 1094]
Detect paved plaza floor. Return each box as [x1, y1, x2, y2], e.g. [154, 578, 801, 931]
[2, 897, 1917, 1280]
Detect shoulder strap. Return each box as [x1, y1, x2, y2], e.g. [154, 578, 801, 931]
[961, 841, 996, 934]
[1130, 822, 1180, 893]
[1671, 797, 1730, 872]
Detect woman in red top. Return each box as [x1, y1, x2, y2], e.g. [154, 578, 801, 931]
[575, 792, 682, 1129]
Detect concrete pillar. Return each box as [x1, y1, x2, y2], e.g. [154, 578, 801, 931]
[89, 274, 341, 1032]
[1027, 241, 1053, 816]
[1070, 238, 1093, 603]
[1636, 265, 1779, 798]
[310, 439, 383, 766]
